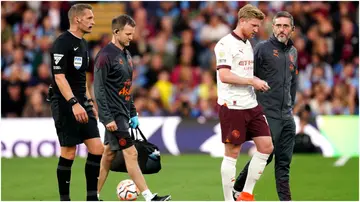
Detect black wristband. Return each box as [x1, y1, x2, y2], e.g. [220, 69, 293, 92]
[68, 97, 78, 106]
[87, 98, 94, 103]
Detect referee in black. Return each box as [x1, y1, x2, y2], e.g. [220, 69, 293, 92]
[94, 14, 170, 201]
[49, 4, 103, 201]
[233, 11, 298, 201]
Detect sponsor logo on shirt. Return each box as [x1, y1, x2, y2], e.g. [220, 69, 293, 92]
[53, 54, 64, 65]
[74, 56, 82, 70]
[118, 79, 132, 101]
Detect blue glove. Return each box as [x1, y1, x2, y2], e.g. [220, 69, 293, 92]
[129, 116, 139, 129]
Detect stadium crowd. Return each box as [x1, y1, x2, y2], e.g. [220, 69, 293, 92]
[1, 1, 359, 120]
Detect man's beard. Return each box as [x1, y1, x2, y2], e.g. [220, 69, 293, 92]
[276, 33, 289, 43]
[120, 41, 129, 47]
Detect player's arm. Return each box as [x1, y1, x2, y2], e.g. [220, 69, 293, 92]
[52, 41, 88, 123]
[290, 49, 298, 107]
[93, 54, 116, 131]
[214, 43, 269, 91]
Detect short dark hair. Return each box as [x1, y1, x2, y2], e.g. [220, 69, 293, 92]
[273, 11, 294, 27]
[68, 4, 92, 22]
[112, 14, 136, 32]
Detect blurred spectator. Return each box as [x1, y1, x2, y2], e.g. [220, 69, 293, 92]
[3, 46, 32, 82]
[153, 70, 174, 111]
[199, 14, 230, 46]
[293, 36, 311, 71]
[1, 1, 359, 118]
[309, 83, 332, 115]
[333, 17, 359, 65]
[1, 81, 26, 117]
[22, 89, 51, 117]
[1, 16, 13, 44]
[27, 63, 52, 97]
[13, 9, 37, 50]
[36, 15, 58, 42]
[171, 45, 201, 87]
[145, 53, 164, 89]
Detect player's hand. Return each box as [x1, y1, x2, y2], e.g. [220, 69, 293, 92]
[106, 121, 118, 132]
[72, 103, 88, 123]
[129, 116, 139, 129]
[251, 77, 270, 92]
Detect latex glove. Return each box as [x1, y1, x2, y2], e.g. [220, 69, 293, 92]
[129, 116, 139, 129]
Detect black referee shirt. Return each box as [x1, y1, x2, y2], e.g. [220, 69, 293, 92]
[50, 31, 90, 100]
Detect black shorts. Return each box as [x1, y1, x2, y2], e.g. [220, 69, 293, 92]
[51, 99, 100, 147]
[104, 115, 133, 151]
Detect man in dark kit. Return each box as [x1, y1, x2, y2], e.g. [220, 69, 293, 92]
[94, 14, 171, 201]
[48, 3, 103, 201]
[233, 11, 298, 201]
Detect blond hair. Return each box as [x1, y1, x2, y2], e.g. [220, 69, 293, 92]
[237, 4, 265, 20]
[68, 3, 93, 23]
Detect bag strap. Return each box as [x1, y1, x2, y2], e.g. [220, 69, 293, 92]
[130, 127, 147, 142]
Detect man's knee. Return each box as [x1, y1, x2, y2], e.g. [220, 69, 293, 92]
[85, 138, 104, 155]
[256, 137, 273, 154]
[224, 143, 241, 159]
[60, 146, 77, 160]
[122, 146, 138, 161]
[102, 145, 115, 161]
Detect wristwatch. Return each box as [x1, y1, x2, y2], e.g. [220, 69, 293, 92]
[68, 97, 78, 106]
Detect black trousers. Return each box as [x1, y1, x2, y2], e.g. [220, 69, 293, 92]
[234, 117, 296, 201]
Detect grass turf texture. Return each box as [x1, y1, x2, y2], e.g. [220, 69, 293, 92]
[1, 154, 359, 201]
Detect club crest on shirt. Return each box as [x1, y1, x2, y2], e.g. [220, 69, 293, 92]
[273, 49, 279, 58]
[74, 56, 82, 70]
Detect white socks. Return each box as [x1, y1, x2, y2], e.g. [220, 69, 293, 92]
[142, 189, 154, 201]
[242, 151, 269, 194]
[221, 156, 237, 201]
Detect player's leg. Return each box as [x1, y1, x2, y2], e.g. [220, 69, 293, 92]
[109, 117, 170, 201]
[82, 110, 104, 201]
[232, 148, 274, 200]
[218, 104, 246, 201]
[97, 133, 117, 196]
[237, 106, 273, 200]
[119, 133, 170, 201]
[84, 138, 103, 200]
[51, 99, 81, 201]
[233, 117, 280, 198]
[274, 118, 296, 201]
[222, 143, 241, 201]
[58, 146, 77, 201]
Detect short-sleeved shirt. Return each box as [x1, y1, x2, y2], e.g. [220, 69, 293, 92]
[50, 31, 90, 100]
[214, 32, 258, 110]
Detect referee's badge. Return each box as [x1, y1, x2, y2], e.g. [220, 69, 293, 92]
[74, 56, 82, 70]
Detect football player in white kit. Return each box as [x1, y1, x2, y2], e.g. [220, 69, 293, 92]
[214, 4, 273, 201]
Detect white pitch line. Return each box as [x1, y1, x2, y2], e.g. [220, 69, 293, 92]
[334, 156, 351, 167]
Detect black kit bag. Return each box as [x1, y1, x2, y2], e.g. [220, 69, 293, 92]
[110, 127, 162, 174]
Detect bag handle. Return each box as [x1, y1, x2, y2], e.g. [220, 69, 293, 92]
[130, 127, 147, 142]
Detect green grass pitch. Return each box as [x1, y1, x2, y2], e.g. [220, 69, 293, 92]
[1, 154, 359, 201]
